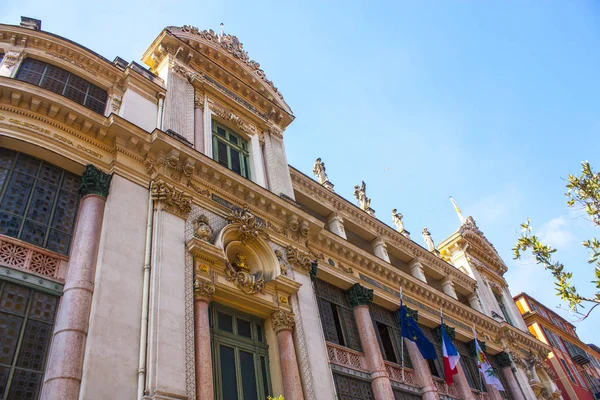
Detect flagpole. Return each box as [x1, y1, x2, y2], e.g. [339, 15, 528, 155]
[473, 324, 484, 392]
[400, 286, 405, 383]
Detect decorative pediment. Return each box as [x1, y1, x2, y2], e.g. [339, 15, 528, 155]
[460, 216, 507, 275]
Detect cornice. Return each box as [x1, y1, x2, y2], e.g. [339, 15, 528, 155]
[290, 167, 476, 291]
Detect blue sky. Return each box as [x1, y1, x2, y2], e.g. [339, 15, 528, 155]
[3, 1, 600, 342]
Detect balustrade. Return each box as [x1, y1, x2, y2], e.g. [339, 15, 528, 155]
[0, 234, 66, 281]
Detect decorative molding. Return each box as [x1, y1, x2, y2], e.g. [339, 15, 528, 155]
[434, 324, 456, 341]
[226, 205, 269, 244]
[285, 245, 320, 275]
[151, 179, 192, 218]
[0, 234, 67, 283]
[224, 257, 265, 295]
[193, 279, 215, 302]
[210, 101, 258, 136]
[145, 150, 195, 186]
[78, 164, 112, 198]
[2, 51, 23, 68]
[274, 249, 289, 276]
[271, 309, 295, 333]
[346, 283, 373, 308]
[192, 215, 213, 242]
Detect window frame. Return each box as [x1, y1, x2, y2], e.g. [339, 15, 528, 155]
[0, 149, 81, 255]
[209, 303, 271, 400]
[211, 121, 251, 180]
[15, 58, 108, 115]
[369, 303, 412, 368]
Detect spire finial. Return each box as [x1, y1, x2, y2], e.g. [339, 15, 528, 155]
[449, 196, 466, 225]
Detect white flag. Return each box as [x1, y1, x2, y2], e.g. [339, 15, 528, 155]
[474, 338, 504, 391]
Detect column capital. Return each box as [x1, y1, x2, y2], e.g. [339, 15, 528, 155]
[497, 351, 513, 368]
[271, 309, 295, 333]
[193, 279, 215, 302]
[346, 283, 373, 308]
[78, 164, 113, 198]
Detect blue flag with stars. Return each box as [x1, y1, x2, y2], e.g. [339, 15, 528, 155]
[400, 305, 437, 360]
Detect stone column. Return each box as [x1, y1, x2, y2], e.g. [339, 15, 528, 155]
[372, 237, 390, 263]
[453, 362, 477, 400]
[271, 310, 304, 400]
[495, 352, 526, 400]
[194, 279, 215, 400]
[327, 212, 347, 239]
[409, 258, 427, 283]
[404, 340, 439, 400]
[468, 291, 483, 313]
[41, 165, 112, 400]
[442, 278, 458, 300]
[346, 284, 394, 400]
[193, 92, 204, 153]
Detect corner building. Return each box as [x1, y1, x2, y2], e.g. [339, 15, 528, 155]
[0, 17, 556, 400]
[514, 293, 600, 400]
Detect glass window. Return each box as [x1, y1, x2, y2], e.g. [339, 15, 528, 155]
[560, 358, 576, 383]
[333, 373, 374, 400]
[494, 292, 513, 326]
[370, 303, 412, 368]
[421, 325, 445, 379]
[0, 149, 80, 255]
[210, 304, 270, 400]
[212, 122, 251, 179]
[455, 340, 484, 391]
[314, 279, 362, 351]
[0, 280, 59, 399]
[16, 59, 108, 115]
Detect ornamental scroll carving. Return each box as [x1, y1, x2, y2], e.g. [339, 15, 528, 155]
[151, 179, 192, 218]
[178, 25, 284, 101]
[286, 245, 319, 273]
[211, 102, 258, 136]
[226, 206, 269, 244]
[193, 215, 213, 242]
[225, 253, 265, 295]
[271, 309, 295, 333]
[145, 150, 196, 186]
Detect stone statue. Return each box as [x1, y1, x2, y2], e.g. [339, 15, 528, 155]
[353, 181, 372, 211]
[313, 158, 329, 184]
[193, 215, 213, 242]
[422, 227, 436, 252]
[391, 209, 405, 233]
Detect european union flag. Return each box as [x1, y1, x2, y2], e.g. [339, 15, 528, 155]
[400, 305, 437, 360]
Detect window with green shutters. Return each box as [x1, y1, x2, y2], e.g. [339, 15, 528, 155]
[212, 122, 251, 179]
[0, 280, 59, 400]
[210, 303, 271, 400]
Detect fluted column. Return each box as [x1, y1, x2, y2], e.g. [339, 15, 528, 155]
[271, 310, 304, 400]
[194, 279, 215, 400]
[346, 284, 394, 400]
[409, 258, 427, 283]
[404, 340, 439, 400]
[42, 165, 112, 400]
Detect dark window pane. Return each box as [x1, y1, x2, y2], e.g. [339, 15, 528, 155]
[0, 284, 31, 316]
[240, 350, 258, 400]
[0, 149, 16, 169]
[38, 163, 61, 185]
[219, 345, 238, 400]
[46, 230, 71, 255]
[40, 77, 66, 95]
[237, 318, 251, 339]
[0, 213, 22, 237]
[26, 181, 58, 225]
[84, 98, 106, 114]
[0, 172, 34, 215]
[260, 356, 270, 397]
[218, 312, 233, 333]
[0, 168, 10, 193]
[14, 155, 40, 177]
[29, 292, 58, 323]
[64, 86, 86, 104]
[61, 173, 81, 193]
[216, 126, 226, 137]
[377, 324, 397, 364]
[228, 134, 238, 146]
[87, 84, 108, 103]
[217, 141, 228, 167]
[230, 149, 241, 174]
[7, 368, 42, 400]
[0, 313, 24, 364]
[16, 59, 46, 86]
[20, 219, 47, 247]
[16, 320, 52, 371]
[51, 190, 78, 232]
[256, 325, 263, 343]
[0, 365, 9, 398]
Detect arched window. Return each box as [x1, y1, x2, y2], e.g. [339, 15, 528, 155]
[16, 59, 108, 115]
[0, 148, 80, 255]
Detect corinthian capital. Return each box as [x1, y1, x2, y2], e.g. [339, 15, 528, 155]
[193, 279, 215, 302]
[271, 309, 295, 333]
[78, 164, 113, 198]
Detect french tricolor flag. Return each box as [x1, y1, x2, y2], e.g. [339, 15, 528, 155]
[441, 320, 460, 385]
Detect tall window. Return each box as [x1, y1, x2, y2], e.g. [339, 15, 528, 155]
[421, 325, 444, 379]
[210, 304, 271, 400]
[455, 340, 484, 391]
[16, 59, 108, 115]
[314, 279, 362, 352]
[493, 292, 513, 326]
[487, 354, 512, 400]
[370, 303, 411, 367]
[0, 149, 81, 255]
[212, 122, 251, 179]
[0, 280, 59, 399]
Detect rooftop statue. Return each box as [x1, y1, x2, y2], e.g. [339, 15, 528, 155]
[391, 209, 410, 238]
[353, 181, 374, 215]
[422, 227, 437, 253]
[313, 158, 335, 191]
